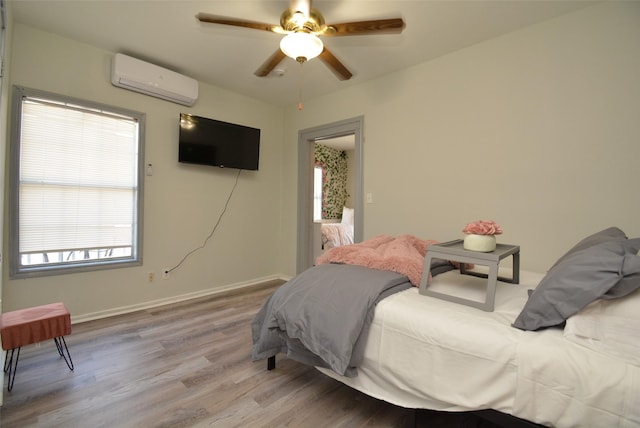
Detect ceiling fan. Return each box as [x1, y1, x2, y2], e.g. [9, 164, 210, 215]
[196, 0, 405, 81]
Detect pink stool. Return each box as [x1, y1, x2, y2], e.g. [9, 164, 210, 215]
[0, 302, 74, 391]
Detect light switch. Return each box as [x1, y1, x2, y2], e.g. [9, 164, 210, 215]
[366, 193, 373, 204]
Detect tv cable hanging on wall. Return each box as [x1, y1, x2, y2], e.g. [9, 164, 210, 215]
[164, 168, 241, 276]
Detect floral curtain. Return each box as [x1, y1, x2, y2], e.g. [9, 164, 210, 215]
[314, 144, 349, 220]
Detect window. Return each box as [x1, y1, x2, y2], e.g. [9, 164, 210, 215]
[9, 87, 145, 278]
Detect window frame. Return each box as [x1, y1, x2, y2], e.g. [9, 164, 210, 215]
[8, 86, 146, 278]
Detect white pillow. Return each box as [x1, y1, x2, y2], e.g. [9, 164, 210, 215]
[341, 207, 354, 225]
[564, 288, 640, 366]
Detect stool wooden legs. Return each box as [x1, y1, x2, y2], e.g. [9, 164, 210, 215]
[4, 336, 74, 391]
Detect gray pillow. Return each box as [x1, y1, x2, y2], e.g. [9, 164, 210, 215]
[548, 226, 627, 271]
[513, 237, 640, 331]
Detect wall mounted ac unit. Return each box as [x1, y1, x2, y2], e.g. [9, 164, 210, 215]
[111, 53, 199, 106]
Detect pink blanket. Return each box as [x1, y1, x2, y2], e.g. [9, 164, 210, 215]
[315, 234, 439, 286]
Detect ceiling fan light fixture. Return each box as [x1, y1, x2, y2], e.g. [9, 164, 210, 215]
[280, 32, 323, 63]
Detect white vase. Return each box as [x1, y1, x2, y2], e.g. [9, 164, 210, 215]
[463, 234, 496, 252]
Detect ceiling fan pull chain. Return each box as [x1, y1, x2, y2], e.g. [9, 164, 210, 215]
[298, 61, 304, 111]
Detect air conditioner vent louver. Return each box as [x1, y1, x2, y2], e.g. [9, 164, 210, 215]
[111, 53, 198, 106]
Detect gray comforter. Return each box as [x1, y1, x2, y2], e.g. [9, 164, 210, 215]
[251, 263, 412, 377]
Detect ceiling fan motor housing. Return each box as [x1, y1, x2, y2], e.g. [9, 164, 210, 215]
[280, 8, 325, 33]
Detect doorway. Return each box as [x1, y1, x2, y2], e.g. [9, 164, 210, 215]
[297, 117, 363, 273]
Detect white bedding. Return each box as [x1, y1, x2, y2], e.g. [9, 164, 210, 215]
[317, 269, 640, 428]
[320, 222, 354, 250]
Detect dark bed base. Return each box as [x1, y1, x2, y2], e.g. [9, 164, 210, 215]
[265, 356, 545, 428]
[409, 409, 545, 428]
[267, 355, 276, 370]
[470, 410, 546, 428]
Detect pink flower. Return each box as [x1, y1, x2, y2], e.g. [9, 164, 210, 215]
[462, 220, 503, 235]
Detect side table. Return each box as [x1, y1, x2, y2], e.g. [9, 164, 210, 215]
[419, 240, 520, 311]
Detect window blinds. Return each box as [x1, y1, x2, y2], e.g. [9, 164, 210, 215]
[19, 98, 139, 254]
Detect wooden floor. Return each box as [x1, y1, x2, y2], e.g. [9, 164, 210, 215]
[0, 281, 501, 428]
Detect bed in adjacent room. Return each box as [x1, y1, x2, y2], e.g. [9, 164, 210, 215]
[320, 222, 354, 250]
[252, 228, 640, 428]
[319, 207, 355, 250]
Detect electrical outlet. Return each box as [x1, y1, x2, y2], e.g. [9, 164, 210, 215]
[162, 269, 170, 279]
[148, 272, 155, 282]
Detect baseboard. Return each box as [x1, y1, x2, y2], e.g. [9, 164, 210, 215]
[71, 273, 292, 324]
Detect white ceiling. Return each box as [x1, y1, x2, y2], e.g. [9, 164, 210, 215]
[9, 0, 597, 107]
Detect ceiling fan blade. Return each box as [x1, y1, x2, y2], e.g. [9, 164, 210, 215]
[197, 13, 285, 34]
[319, 47, 353, 81]
[322, 18, 405, 36]
[254, 49, 288, 77]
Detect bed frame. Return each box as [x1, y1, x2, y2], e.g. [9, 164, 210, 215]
[265, 355, 544, 428]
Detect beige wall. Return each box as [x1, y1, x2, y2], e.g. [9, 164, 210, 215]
[3, 2, 640, 319]
[0, 3, 11, 311]
[0, 0, 13, 405]
[3, 23, 285, 319]
[281, 2, 640, 274]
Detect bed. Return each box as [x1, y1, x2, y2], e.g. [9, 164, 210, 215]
[320, 207, 355, 250]
[320, 222, 354, 250]
[252, 229, 640, 428]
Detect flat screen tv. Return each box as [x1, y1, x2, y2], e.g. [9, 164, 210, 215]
[178, 113, 260, 171]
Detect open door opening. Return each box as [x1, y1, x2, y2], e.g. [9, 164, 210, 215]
[297, 117, 363, 274]
[311, 135, 355, 261]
